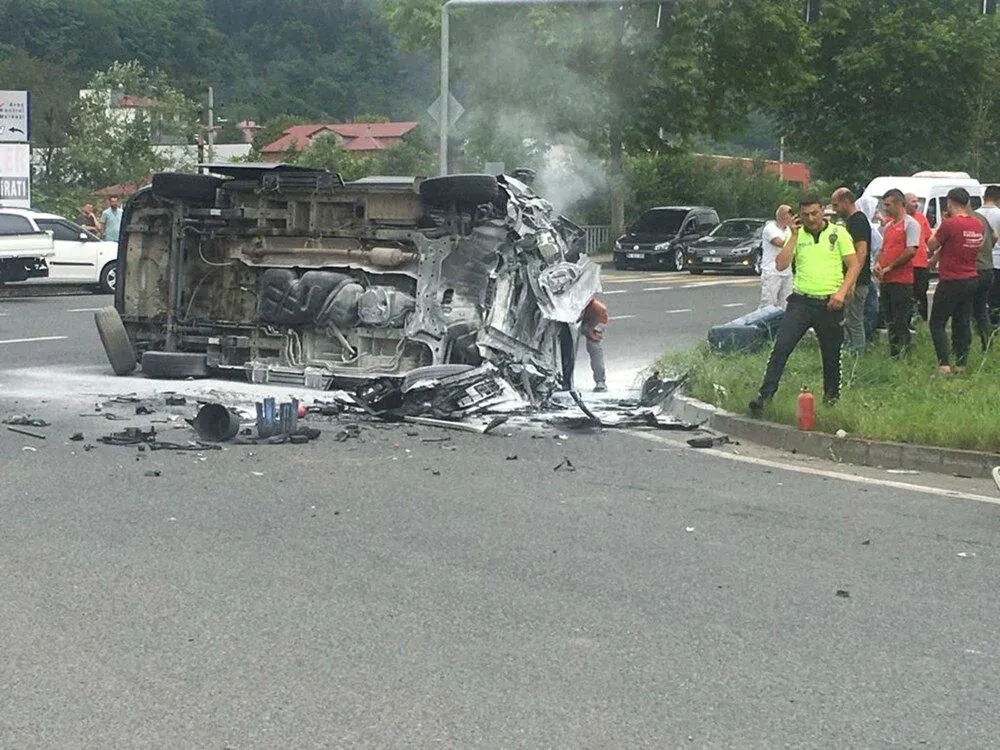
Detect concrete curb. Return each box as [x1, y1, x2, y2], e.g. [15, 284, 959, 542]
[670, 393, 1000, 479]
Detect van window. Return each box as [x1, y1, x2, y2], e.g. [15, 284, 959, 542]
[629, 209, 687, 235]
[927, 199, 937, 226]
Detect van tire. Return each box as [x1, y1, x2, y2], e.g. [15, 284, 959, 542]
[420, 174, 499, 206]
[141, 351, 210, 379]
[94, 307, 137, 376]
[151, 173, 223, 204]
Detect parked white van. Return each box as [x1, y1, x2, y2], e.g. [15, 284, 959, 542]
[861, 171, 983, 228]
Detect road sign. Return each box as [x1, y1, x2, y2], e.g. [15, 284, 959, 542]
[0, 91, 29, 142]
[0, 144, 31, 208]
[427, 93, 465, 128]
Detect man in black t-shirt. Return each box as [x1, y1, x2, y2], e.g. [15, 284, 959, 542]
[832, 187, 872, 351]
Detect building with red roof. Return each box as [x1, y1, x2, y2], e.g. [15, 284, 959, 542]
[260, 122, 419, 162]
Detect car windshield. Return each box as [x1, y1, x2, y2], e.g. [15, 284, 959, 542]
[629, 209, 687, 235]
[709, 220, 764, 239]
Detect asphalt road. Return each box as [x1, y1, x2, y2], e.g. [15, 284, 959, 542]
[3, 275, 1000, 748]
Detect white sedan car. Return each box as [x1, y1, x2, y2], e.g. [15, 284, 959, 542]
[0, 208, 118, 293]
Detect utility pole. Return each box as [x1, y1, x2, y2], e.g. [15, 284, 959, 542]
[207, 85, 215, 161]
[609, 4, 626, 241]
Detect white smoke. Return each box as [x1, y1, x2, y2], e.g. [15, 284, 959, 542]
[536, 139, 607, 215]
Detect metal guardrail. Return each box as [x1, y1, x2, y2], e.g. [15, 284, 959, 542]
[582, 225, 612, 255]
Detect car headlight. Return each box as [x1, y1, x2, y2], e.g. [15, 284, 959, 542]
[654, 241, 672, 251]
[732, 244, 753, 255]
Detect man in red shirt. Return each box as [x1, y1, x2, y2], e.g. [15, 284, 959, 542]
[876, 190, 919, 357]
[906, 193, 933, 321]
[580, 297, 608, 391]
[926, 188, 985, 374]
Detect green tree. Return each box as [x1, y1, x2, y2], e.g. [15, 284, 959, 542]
[377, 0, 813, 233]
[62, 62, 199, 190]
[774, 0, 1000, 185]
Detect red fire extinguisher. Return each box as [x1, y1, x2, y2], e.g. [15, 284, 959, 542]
[797, 386, 815, 431]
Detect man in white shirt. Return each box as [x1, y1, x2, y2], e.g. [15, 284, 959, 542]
[980, 185, 1000, 325]
[759, 205, 794, 309]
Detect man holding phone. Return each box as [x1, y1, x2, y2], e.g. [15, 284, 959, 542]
[749, 194, 861, 415]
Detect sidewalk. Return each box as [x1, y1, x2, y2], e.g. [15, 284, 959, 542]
[670, 393, 1000, 480]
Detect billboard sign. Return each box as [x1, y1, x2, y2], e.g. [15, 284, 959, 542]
[0, 144, 31, 208]
[0, 91, 28, 142]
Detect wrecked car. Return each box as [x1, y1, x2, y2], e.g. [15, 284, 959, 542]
[96, 165, 600, 406]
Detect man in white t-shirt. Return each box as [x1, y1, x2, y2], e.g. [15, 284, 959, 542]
[979, 185, 1000, 325]
[759, 204, 794, 309]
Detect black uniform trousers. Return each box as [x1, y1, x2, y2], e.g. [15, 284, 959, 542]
[758, 293, 845, 402]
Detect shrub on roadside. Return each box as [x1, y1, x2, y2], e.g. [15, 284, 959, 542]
[658, 326, 1000, 452]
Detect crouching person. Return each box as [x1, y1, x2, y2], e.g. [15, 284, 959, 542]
[749, 195, 861, 414]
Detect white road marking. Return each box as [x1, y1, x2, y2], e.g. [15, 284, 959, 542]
[632, 431, 1000, 506]
[665, 309, 693, 314]
[723, 303, 745, 308]
[611, 315, 636, 320]
[602, 289, 628, 295]
[643, 286, 675, 292]
[67, 307, 103, 313]
[0, 335, 68, 345]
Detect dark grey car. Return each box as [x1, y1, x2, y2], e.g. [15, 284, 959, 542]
[685, 218, 766, 275]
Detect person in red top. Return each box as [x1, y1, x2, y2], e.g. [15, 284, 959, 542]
[876, 190, 920, 357]
[926, 187, 985, 374]
[906, 193, 933, 321]
[580, 297, 608, 392]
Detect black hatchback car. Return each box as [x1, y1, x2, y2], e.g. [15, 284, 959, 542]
[612, 206, 719, 271]
[685, 218, 767, 275]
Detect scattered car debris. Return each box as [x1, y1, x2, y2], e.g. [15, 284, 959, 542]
[98, 426, 222, 452]
[7, 426, 46, 440]
[255, 397, 301, 439]
[553, 457, 576, 472]
[21, 446, 37, 452]
[165, 395, 187, 406]
[191, 403, 242, 442]
[404, 414, 508, 435]
[687, 434, 731, 449]
[70, 432, 85, 442]
[4, 415, 50, 427]
[835, 589, 851, 598]
[144, 470, 162, 478]
[334, 424, 362, 442]
[957, 552, 976, 559]
[135, 405, 155, 415]
[861, 539, 871, 546]
[506, 454, 518, 461]
[685, 526, 695, 532]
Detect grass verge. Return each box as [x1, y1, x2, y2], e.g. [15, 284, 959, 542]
[656, 323, 1000, 453]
